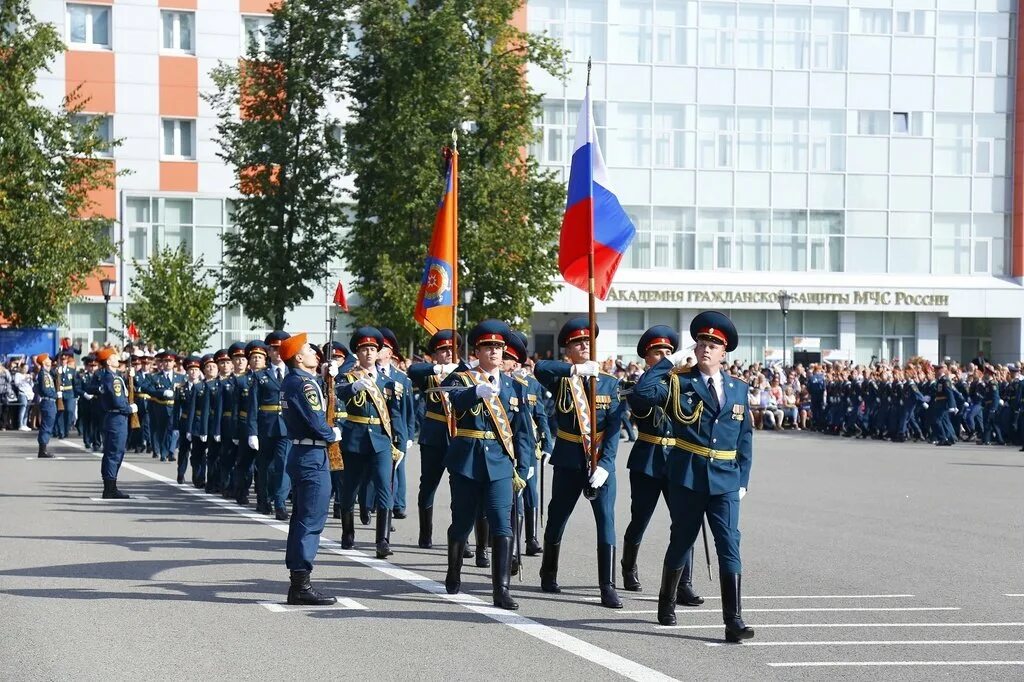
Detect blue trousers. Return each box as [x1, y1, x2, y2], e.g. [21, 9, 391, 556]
[38, 401, 56, 446]
[448, 473, 513, 542]
[150, 409, 169, 459]
[259, 436, 291, 511]
[100, 413, 128, 481]
[285, 445, 331, 572]
[62, 397, 76, 437]
[624, 469, 669, 546]
[218, 439, 237, 490]
[543, 466, 616, 546]
[522, 460, 540, 511]
[340, 443, 392, 512]
[665, 485, 741, 574]
[234, 441, 257, 498]
[417, 443, 447, 509]
[393, 455, 407, 511]
[189, 438, 207, 483]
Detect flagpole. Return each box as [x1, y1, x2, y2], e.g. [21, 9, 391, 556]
[451, 129, 461, 364]
[585, 57, 599, 484]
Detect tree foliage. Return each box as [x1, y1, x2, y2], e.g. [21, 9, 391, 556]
[0, 0, 119, 327]
[116, 247, 218, 353]
[344, 0, 567, 342]
[204, 0, 348, 329]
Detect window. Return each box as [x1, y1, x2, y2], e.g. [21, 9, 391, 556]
[162, 11, 194, 53]
[67, 3, 110, 48]
[975, 139, 994, 175]
[616, 309, 678, 360]
[161, 119, 195, 159]
[857, 111, 889, 135]
[243, 15, 274, 54]
[977, 38, 995, 74]
[892, 112, 909, 135]
[531, 102, 566, 164]
[71, 114, 113, 156]
[859, 9, 891, 35]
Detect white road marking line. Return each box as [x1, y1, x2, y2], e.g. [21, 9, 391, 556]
[601, 594, 916, 602]
[61, 440, 679, 682]
[660, 622, 1024, 630]
[259, 599, 368, 613]
[88, 496, 151, 501]
[706, 640, 1024, 648]
[620, 607, 959, 615]
[25, 456, 66, 460]
[767, 661, 1024, 668]
[1006, 594, 1024, 597]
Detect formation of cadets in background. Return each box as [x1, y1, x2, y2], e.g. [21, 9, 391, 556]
[29, 311, 755, 643]
[808, 360, 1024, 447]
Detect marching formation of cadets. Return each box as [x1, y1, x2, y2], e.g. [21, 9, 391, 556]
[28, 310, 756, 643]
[808, 360, 1024, 447]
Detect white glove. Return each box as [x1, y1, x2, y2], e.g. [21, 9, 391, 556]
[573, 361, 599, 378]
[588, 465, 610, 489]
[394, 448, 405, 466]
[475, 382, 498, 399]
[186, 432, 192, 442]
[213, 435, 221, 442]
[331, 426, 341, 442]
[129, 404, 138, 414]
[666, 349, 689, 365]
[84, 393, 94, 399]
[163, 389, 174, 398]
[352, 376, 374, 393]
[434, 363, 458, 375]
[949, 407, 958, 414]
[128, 368, 136, 378]
[527, 466, 535, 480]
[248, 435, 259, 450]
[739, 487, 747, 500]
[406, 440, 413, 451]
[232, 439, 239, 445]
[327, 363, 339, 378]
[199, 434, 207, 443]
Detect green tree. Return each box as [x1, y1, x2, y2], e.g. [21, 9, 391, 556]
[0, 0, 120, 327]
[344, 0, 567, 341]
[204, 0, 348, 329]
[116, 247, 218, 353]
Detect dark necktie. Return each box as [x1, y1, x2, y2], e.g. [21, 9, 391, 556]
[277, 367, 283, 382]
[708, 377, 720, 410]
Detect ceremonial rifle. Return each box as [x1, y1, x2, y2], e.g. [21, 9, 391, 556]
[127, 368, 141, 430]
[55, 364, 64, 413]
[324, 317, 344, 472]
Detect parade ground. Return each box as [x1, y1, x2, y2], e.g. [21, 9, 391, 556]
[1, 430, 1021, 681]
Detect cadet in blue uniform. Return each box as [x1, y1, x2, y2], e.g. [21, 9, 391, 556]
[95, 347, 139, 499]
[247, 331, 292, 520]
[56, 350, 77, 440]
[185, 354, 215, 488]
[148, 352, 175, 461]
[378, 327, 414, 520]
[502, 330, 551, 557]
[337, 327, 404, 559]
[76, 355, 98, 451]
[632, 311, 754, 643]
[534, 317, 624, 609]
[175, 356, 202, 484]
[217, 344, 245, 496]
[326, 341, 354, 519]
[235, 341, 266, 504]
[406, 330, 460, 548]
[199, 350, 226, 493]
[277, 332, 342, 606]
[442, 320, 530, 610]
[34, 353, 58, 458]
[134, 354, 154, 455]
[620, 326, 703, 607]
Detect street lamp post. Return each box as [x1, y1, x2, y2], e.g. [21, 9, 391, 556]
[100, 278, 116, 344]
[462, 288, 474, 360]
[777, 289, 793, 367]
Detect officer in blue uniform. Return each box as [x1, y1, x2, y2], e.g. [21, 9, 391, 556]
[442, 320, 530, 610]
[632, 311, 754, 643]
[377, 327, 414, 520]
[247, 331, 292, 520]
[326, 341, 354, 519]
[215, 346, 242, 496]
[502, 330, 551, 557]
[185, 354, 214, 487]
[620, 326, 703, 607]
[34, 353, 58, 458]
[235, 341, 266, 504]
[198, 350, 225, 493]
[94, 347, 139, 499]
[76, 354, 98, 451]
[57, 350, 77, 440]
[278, 332, 342, 606]
[147, 352, 176, 461]
[135, 354, 154, 455]
[534, 317, 624, 609]
[405, 330, 460, 548]
[175, 356, 202, 484]
[337, 327, 404, 559]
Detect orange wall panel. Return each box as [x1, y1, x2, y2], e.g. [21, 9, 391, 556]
[78, 266, 118, 297]
[159, 56, 198, 118]
[159, 0, 198, 8]
[160, 161, 198, 192]
[81, 160, 117, 220]
[65, 51, 115, 112]
[240, 0, 275, 13]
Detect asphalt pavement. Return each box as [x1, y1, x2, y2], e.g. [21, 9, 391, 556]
[1, 428, 1022, 681]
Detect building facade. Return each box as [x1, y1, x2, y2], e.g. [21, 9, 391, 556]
[35, 0, 1024, 364]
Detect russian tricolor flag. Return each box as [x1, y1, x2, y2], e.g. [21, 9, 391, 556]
[559, 86, 636, 301]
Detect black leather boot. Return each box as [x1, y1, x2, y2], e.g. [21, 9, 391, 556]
[598, 544, 623, 608]
[657, 565, 684, 626]
[445, 539, 465, 594]
[38, 444, 54, 459]
[524, 512, 542, 556]
[287, 570, 336, 606]
[340, 511, 355, 549]
[474, 516, 490, 568]
[491, 536, 519, 610]
[621, 542, 642, 592]
[375, 509, 393, 559]
[332, 503, 341, 520]
[676, 550, 704, 606]
[539, 541, 561, 593]
[418, 506, 433, 549]
[721, 572, 755, 642]
[359, 504, 370, 525]
[110, 479, 130, 499]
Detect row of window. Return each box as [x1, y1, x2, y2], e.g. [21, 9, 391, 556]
[66, 4, 272, 53]
[71, 115, 196, 160]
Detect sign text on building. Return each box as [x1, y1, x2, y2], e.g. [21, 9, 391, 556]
[605, 288, 950, 309]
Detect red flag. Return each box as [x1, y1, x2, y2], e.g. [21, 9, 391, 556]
[414, 147, 458, 335]
[333, 281, 349, 313]
[127, 321, 139, 341]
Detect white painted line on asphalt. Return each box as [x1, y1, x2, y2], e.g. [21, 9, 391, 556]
[1005, 594, 1024, 597]
[616, 594, 917, 602]
[259, 599, 368, 613]
[767, 661, 1024, 668]
[24, 456, 66, 460]
[706, 640, 1024, 648]
[620, 607, 960, 615]
[61, 440, 680, 682]
[661, 622, 1024, 630]
[88, 496, 151, 501]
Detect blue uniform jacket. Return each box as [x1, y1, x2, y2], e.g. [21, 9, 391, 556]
[443, 368, 530, 481]
[338, 369, 402, 455]
[408, 362, 454, 448]
[379, 364, 414, 450]
[56, 366, 75, 399]
[186, 380, 208, 436]
[533, 360, 621, 473]
[147, 372, 180, 415]
[625, 380, 672, 478]
[201, 377, 222, 438]
[97, 369, 132, 415]
[282, 367, 338, 442]
[234, 372, 252, 438]
[509, 371, 553, 465]
[35, 370, 58, 402]
[219, 375, 237, 440]
[247, 366, 287, 438]
[632, 361, 752, 495]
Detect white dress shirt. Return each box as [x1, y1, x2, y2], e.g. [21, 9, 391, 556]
[699, 369, 726, 406]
